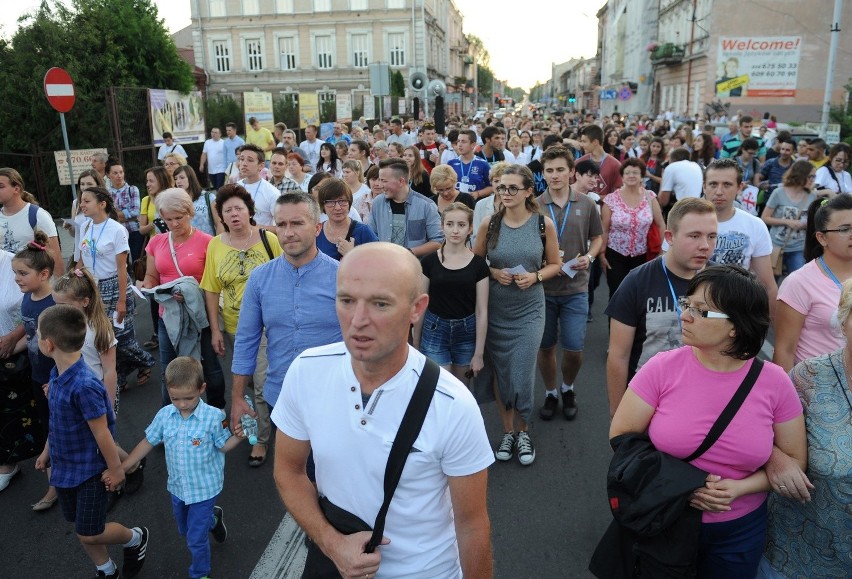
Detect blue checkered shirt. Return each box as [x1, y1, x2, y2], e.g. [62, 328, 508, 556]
[145, 399, 231, 504]
[48, 357, 115, 488]
[109, 183, 141, 232]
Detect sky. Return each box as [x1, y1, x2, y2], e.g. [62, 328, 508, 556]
[2, 0, 602, 90]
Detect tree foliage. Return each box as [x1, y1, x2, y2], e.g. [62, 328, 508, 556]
[206, 95, 243, 134]
[274, 94, 299, 129]
[390, 70, 406, 98]
[477, 65, 494, 98]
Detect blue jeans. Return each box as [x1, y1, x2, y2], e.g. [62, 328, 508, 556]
[419, 310, 477, 366]
[697, 500, 768, 578]
[170, 493, 216, 579]
[782, 250, 805, 275]
[158, 318, 225, 408]
[540, 292, 589, 351]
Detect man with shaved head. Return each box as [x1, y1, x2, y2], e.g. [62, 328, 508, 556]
[272, 242, 494, 579]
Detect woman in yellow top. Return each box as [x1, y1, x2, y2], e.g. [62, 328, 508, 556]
[200, 184, 281, 467]
[138, 165, 173, 349]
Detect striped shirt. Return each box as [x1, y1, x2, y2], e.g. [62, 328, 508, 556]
[145, 399, 231, 504]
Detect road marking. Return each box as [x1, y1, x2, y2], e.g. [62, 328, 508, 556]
[250, 513, 307, 579]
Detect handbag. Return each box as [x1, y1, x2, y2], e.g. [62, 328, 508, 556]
[132, 235, 149, 282]
[645, 192, 662, 261]
[302, 358, 440, 579]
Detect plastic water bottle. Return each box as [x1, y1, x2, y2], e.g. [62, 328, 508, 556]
[240, 395, 258, 446]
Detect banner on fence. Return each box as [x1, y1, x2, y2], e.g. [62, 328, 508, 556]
[336, 94, 352, 123]
[243, 91, 274, 131]
[299, 93, 320, 128]
[53, 148, 108, 186]
[149, 89, 205, 145]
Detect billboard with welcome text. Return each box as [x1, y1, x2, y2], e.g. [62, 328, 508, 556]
[715, 36, 802, 98]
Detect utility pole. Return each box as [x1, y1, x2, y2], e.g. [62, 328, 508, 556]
[821, 0, 843, 137]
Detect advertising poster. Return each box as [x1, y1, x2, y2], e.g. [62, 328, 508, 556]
[149, 89, 205, 145]
[320, 122, 334, 141]
[363, 95, 375, 120]
[399, 99, 407, 115]
[383, 96, 392, 119]
[299, 93, 319, 128]
[243, 91, 274, 131]
[715, 36, 802, 98]
[53, 148, 108, 186]
[336, 93, 352, 123]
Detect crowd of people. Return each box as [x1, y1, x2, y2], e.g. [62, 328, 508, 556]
[0, 104, 849, 578]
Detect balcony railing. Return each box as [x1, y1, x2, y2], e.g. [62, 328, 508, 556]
[650, 43, 686, 65]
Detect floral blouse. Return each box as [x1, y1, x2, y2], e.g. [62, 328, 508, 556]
[604, 189, 655, 257]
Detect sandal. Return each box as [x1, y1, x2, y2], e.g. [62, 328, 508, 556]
[248, 444, 267, 468]
[137, 367, 152, 386]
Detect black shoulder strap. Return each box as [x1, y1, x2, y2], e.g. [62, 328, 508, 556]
[258, 229, 275, 260]
[365, 358, 440, 553]
[539, 213, 546, 266]
[204, 191, 216, 233]
[684, 358, 763, 462]
[826, 165, 842, 189]
[484, 213, 499, 248]
[345, 219, 357, 241]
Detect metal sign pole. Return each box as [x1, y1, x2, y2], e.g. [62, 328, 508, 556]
[60, 112, 77, 203]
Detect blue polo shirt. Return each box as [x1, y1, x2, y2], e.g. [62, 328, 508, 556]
[47, 356, 115, 488]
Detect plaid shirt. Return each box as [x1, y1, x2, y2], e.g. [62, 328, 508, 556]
[47, 357, 115, 488]
[145, 399, 231, 504]
[269, 176, 302, 194]
[109, 183, 141, 232]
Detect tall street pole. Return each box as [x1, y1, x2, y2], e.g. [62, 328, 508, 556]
[821, 0, 843, 137]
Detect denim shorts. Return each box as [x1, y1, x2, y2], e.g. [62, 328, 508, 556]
[420, 310, 477, 366]
[540, 292, 589, 352]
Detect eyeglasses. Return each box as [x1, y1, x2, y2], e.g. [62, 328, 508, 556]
[495, 184, 524, 196]
[237, 251, 247, 276]
[677, 298, 730, 319]
[323, 199, 349, 208]
[822, 225, 852, 236]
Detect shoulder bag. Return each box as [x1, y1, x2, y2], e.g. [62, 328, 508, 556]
[302, 358, 440, 579]
[645, 191, 662, 262]
[259, 228, 275, 261]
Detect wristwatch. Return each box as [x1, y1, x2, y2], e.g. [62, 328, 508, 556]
[536, 271, 544, 283]
[586, 254, 596, 263]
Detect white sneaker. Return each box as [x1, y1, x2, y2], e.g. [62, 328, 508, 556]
[516, 431, 536, 466]
[495, 432, 515, 461]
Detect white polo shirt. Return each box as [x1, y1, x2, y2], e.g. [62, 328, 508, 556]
[660, 159, 704, 201]
[272, 343, 494, 579]
[238, 178, 280, 226]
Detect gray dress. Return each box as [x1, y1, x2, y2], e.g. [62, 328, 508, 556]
[475, 213, 545, 422]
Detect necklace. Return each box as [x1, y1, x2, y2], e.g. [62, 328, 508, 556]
[229, 228, 254, 251]
[172, 227, 195, 248]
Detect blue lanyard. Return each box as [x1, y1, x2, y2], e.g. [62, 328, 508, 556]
[459, 160, 473, 183]
[661, 257, 682, 329]
[547, 198, 571, 244]
[88, 219, 108, 272]
[819, 256, 843, 289]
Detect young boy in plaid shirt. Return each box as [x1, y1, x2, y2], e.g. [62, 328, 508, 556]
[118, 357, 242, 579]
[35, 305, 149, 579]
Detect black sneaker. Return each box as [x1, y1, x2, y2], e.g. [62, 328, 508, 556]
[210, 505, 227, 543]
[124, 457, 145, 495]
[562, 390, 578, 420]
[538, 394, 559, 420]
[96, 569, 121, 578]
[122, 527, 149, 579]
[106, 488, 123, 513]
[494, 432, 515, 461]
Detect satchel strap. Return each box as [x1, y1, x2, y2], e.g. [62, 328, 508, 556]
[684, 358, 763, 463]
[259, 228, 275, 260]
[364, 357, 440, 553]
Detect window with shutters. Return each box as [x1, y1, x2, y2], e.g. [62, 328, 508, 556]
[316, 35, 334, 69]
[387, 32, 405, 67]
[279, 36, 297, 70]
[245, 38, 263, 71]
[351, 33, 369, 68]
[212, 41, 231, 72]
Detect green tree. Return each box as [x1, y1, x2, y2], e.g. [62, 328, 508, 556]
[320, 98, 336, 123]
[274, 94, 299, 129]
[206, 95, 243, 134]
[477, 66, 494, 99]
[390, 70, 406, 98]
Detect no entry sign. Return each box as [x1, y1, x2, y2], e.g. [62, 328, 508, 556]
[44, 67, 76, 113]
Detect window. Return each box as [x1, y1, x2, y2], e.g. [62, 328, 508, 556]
[212, 40, 231, 72]
[315, 0, 331, 10]
[387, 0, 405, 7]
[387, 32, 405, 67]
[243, 0, 259, 15]
[351, 0, 368, 8]
[276, 0, 294, 11]
[351, 33, 369, 68]
[319, 92, 336, 104]
[245, 38, 263, 71]
[279, 36, 297, 70]
[316, 35, 334, 69]
[209, 0, 226, 17]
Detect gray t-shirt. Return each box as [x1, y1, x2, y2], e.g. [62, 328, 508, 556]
[765, 187, 815, 251]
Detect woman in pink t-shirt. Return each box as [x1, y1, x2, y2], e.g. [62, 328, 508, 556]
[140, 189, 224, 409]
[774, 195, 852, 372]
[611, 265, 806, 578]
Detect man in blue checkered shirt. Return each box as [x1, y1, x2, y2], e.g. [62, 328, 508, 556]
[120, 357, 244, 579]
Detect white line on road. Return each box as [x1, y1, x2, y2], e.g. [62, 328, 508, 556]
[250, 513, 308, 579]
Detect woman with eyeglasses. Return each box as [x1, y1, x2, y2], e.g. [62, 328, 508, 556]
[200, 184, 281, 467]
[774, 195, 852, 372]
[315, 178, 377, 261]
[813, 142, 852, 196]
[761, 160, 817, 277]
[600, 158, 666, 299]
[430, 164, 474, 213]
[611, 265, 806, 578]
[473, 165, 561, 467]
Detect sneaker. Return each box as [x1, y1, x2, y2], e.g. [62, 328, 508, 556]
[562, 390, 578, 421]
[494, 432, 515, 462]
[516, 431, 536, 466]
[210, 505, 227, 543]
[122, 527, 149, 579]
[124, 457, 145, 495]
[539, 394, 559, 420]
[96, 570, 120, 578]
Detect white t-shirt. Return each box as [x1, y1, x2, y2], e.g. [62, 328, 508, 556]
[711, 208, 772, 269]
[0, 203, 58, 254]
[158, 142, 187, 161]
[202, 138, 228, 174]
[503, 150, 528, 165]
[75, 218, 130, 280]
[238, 178, 281, 226]
[814, 166, 852, 195]
[440, 148, 459, 165]
[299, 138, 325, 168]
[272, 343, 494, 579]
[82, 325, 117, 381]
[660, 160, 704, 201]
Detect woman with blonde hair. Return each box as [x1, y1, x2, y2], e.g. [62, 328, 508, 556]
[430, 164, 474, 212]
[162, 151, 187, 178]
[341, 159, 370, 199]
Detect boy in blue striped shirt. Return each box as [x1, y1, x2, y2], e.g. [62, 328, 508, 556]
[119, 357, 242, 579]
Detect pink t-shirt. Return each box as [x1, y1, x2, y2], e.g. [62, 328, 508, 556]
[147, 230, 212, 285]
[629, 346, 802, 523]
[777, 259, 843, 364]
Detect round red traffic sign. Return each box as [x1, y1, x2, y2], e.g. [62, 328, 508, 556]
[43, 67, 76, 113]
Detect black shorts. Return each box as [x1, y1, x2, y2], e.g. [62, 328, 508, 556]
[57, 474, 109, 536]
